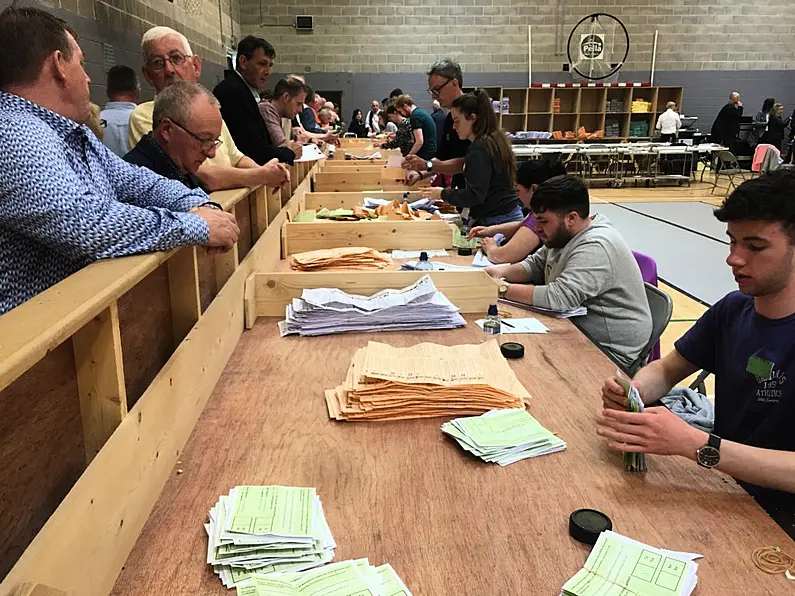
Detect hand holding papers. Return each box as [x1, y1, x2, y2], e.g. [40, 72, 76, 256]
[289, 247, 392, 271]
[296, 144, 326, 162]
[279, 275, 466, 337]
[615, 370, 647, 473]
[325, 339, 530, 421]
[205, 486, 336, 588]
[442, 409, 565, 466]
[561, 530, 700, 596]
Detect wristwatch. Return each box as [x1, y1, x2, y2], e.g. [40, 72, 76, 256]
[426, 160, 433, 172]
[696, 433, 721, 468]
[200, 201, 224, 211]
[498, 283, 510, 299]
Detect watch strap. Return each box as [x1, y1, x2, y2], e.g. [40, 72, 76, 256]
[708, 433, 721, 450]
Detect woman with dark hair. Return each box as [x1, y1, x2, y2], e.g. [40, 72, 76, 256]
[420, 89, 522, 227]
[752, 97, 775, 146]
[347, 109, 368, 137]
[760, 103, 791, 151]
[376, 104, 414, 156]
[467, 159, 567, 264]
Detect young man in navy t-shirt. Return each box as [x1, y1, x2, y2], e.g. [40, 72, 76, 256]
[598, 171, 795, 539]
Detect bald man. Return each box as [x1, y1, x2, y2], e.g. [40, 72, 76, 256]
[711, 91, 744, 150]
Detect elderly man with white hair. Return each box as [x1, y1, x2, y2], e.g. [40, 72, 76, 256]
[128, 26, 288, 191]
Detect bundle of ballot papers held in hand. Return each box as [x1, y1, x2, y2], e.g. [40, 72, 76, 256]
[442, 409, 565, 466]
[325, 339, 530, 421]
[278, 275, 466, 337]
[235, 558, 412, 596]
[561, 530, 700, 596]
[205, 485, 336, 588]
[288, 247, 392, 271]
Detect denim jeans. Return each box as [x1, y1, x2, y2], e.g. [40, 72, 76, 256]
[474, 204, 524, 227]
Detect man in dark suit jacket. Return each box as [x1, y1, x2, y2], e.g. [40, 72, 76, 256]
[710, 91, 744, 151]
[213, 36, 297, 166]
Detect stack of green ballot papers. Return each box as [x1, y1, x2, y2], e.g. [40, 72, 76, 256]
[561, 530, 700, 596]
[441, 408, 565, 466]
[205, 486, 336, 588]
[236, 559, 412, 596]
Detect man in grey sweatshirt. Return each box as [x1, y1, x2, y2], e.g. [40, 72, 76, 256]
[487, 175, 652, 371]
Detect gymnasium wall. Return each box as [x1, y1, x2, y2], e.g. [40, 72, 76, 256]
[241, 0, 795, 129]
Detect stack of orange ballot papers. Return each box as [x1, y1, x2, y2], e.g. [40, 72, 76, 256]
[325, 340, 530, 421]
[289, 247, 392, 271]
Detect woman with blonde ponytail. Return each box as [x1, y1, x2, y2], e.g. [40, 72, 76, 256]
[421, 89, 523, 226]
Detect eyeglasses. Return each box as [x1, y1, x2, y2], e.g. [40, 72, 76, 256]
[428, 78, 453, 98]
[169, 119, 223, 152]
[147, 52, 191, 72]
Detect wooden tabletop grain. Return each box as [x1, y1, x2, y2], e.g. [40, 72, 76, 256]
[111, 311, 795, 596]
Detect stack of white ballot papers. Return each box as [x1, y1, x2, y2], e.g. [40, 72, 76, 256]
[442, 408, 565, 466]
[561, 530, 700, 596]
[235, 559, 412, 596]
[205, 486, 336, 588]
[278, 275, 465, 337]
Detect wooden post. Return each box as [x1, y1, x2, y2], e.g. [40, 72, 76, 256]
[289, 165, 299, 193]
[72, 302, 128, 463]
[266, 187, 281, 224]
[249, 186, 269, 242]
[167, 246, 201, 345]
[214, 244, 239, 292]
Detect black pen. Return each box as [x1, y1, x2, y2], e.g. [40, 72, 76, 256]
[501, 320, 515, 329]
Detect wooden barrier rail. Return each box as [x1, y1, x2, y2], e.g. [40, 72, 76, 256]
[0, 164, 317, 595]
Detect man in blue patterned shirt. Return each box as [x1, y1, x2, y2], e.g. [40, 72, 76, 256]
[0, 6, 240, 315]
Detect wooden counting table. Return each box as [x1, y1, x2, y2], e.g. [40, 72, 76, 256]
[1, 161, 792, 596]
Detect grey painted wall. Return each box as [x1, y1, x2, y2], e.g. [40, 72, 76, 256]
[269, 69, 795, 135]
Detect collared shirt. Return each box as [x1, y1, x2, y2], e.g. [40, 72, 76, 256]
[124, 132, 204, 190]
[365, 109, 381, 133]
[258, 100, 288, 146]
[234, 69, 261, 103]
[100, 100, 137, 157]
[128, 101, 246, 167]
[656, 109, 682, 135]
[0, 91, 209, 315]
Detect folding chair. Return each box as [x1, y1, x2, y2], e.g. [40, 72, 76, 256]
[626, 283, 674, 377]
[711, 150, 751, 197]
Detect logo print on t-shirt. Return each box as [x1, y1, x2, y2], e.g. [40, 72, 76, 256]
[755, 366, 786, 403]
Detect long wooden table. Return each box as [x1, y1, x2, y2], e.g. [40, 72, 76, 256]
[110, 306, 793, 594]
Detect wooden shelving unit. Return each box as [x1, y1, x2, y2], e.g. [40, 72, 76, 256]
[472, 85, 686, 141]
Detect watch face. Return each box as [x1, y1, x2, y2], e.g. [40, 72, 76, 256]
[697, 445, 720, 468]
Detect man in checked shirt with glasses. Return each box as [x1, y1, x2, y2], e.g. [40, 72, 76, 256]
[0, 6, 239, 315]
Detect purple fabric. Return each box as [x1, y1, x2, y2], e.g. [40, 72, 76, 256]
[632, 251, 661, 362]
[522, 212, 537, 231]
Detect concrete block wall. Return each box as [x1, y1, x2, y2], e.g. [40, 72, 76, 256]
[240, 0, 795, 133]
[241, 0, 795, 74]
[2, 0, 241, 103]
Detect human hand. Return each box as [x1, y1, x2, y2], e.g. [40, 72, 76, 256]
[601, 377, 631, 410]
[372, 140, 382, 148]
[288, 141, 303, 157]
[597, 407, 707, 458]
[260, 159, 290, 188]
[195, 207, 239, 251]
[480, 236, 497, 255]
[404, 170, 422, 186]
[420, 186, 443, 200]
[402, 155, 427, 172]
[484, 266, 504, 279]
[468, 225, 489, 239]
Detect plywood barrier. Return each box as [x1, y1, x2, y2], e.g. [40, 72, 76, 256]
[281, 220, 454, 254]
[0, 164, 319, 596]
[244, 270, 497, 324]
